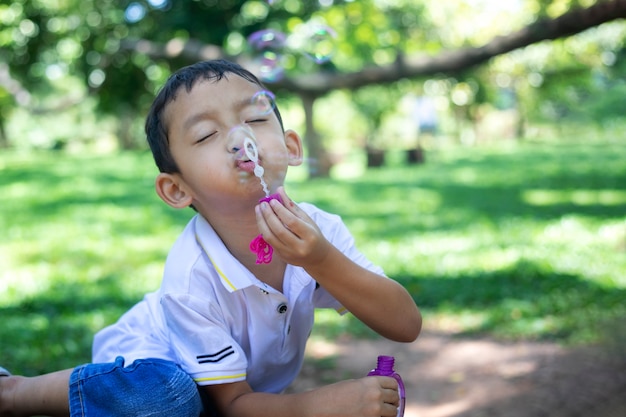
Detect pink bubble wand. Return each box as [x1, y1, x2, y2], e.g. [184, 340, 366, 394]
[244, 137, 281, 264]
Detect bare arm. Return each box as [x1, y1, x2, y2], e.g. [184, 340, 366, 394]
[255, 187, 422, 342]
[203, 377, 400, 417]
[302, 243, 421, 341]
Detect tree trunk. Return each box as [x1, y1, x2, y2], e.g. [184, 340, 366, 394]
[406, 146, 425, 164]
[0, 118, 8, 148]
[366, 146, 385, 167]
[116, 109, 137, 150]
[300, 93, 332, 177]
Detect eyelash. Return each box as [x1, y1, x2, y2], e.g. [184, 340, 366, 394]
[195, 132, 216, 144]
[195, 118, 266, 144]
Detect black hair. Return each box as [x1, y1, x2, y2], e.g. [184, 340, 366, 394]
[145, 59, 284, 173]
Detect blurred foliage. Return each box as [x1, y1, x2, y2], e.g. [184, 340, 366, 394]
[0, 0, 625, 151]
[1, 140, 625, 375]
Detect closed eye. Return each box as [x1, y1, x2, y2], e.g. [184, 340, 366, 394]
[195, 131, 217, 144]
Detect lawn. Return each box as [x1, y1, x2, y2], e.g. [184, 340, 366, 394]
[1, 142, 625, 375]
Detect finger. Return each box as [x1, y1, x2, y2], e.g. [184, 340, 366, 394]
[276, 186, 303, 217]
[270, 194, 318, 230]
[373, 375, 399, 391]
[257, 201, 285, 229]
[269, 198, 322, 247]
[267, 199, 307, 245]
[381, 402, 401, 417]
[257, 200, 300, 247]
[382, 387, 400, 407]
[268, 198, 301, 229]
[254, 203, 274, 239]
[276, 186, 291, 208]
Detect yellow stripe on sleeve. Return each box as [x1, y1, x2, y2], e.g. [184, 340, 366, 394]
[193, 373, 246, 383]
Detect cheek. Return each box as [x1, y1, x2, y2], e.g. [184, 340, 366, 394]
[174, 148, 212, 181]
[262, 149, 289, 171]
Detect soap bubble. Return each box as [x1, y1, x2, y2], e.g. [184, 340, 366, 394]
[255, 53, 285, 82]
[250, 90, 276, 117]
[247, 29, 287, 82]
[291, 24, 337, 64]
[246, 23, 338, 81]
[248, 29, 287, 52]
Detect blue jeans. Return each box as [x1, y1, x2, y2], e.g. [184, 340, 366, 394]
[69, 357, 204, 417]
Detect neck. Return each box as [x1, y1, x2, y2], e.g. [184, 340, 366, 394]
[201, 208, 287, 293]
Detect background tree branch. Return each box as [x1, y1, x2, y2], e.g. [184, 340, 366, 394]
[116, 0, 626, 96]
[274, 0, 626, 93]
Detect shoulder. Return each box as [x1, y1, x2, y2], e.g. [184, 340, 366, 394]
[298, 202, 343, 227]
[297, 202, 360, 252]
[161, 215, 208, 293]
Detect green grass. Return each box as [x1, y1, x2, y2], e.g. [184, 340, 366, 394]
[1, 142, 625, 375]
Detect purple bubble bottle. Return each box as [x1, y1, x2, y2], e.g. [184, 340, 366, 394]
[367, 355, 405, 417]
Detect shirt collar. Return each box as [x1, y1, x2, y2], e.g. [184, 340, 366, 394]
[193, 214, 258, 293]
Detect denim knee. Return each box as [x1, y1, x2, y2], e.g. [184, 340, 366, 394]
[69, 357, 203, 417]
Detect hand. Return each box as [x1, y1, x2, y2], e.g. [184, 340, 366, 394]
[254, 186, 331, 268]
[304, 376, 400, 417]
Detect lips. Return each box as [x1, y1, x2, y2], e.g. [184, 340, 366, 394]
[237, 159, 256, 173]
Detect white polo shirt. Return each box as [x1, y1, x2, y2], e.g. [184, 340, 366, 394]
[92, 203, 385, 393]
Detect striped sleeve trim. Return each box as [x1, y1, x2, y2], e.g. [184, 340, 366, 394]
[196, 346, 235, 364]
[193, 373, 246, 383]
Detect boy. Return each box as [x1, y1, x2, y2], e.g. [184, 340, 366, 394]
[0, 59, 421, 417]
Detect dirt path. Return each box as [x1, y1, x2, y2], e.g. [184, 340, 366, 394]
[288, 331, 626, 417]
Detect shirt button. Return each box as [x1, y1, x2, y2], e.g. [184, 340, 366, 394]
[277, 303, 288, 314]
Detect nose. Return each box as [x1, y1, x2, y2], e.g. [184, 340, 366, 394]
[227, 124, 255, 154]
[228, 125, 260, 162]
[232, 144, 247, 161]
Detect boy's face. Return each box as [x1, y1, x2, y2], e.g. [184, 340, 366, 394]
[158, 75, 302, 215]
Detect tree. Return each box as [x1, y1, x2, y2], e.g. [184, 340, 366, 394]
[1, 0, 625, 173]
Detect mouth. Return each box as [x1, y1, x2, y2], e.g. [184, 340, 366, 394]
[234, 142, 264, 175]
[237, 159, 257, 173]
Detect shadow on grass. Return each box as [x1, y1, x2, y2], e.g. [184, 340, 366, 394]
[311, 258, 626, 345]
[297, 143, 626, 239]
[397, 259, 626, 343]
[1, 153, 193, 235]
[0, 278, 142, 375]
[2, 145, 625, 376]
[329, 188, 623, 240]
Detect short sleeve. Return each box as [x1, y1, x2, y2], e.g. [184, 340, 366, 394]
[161, 293, 248, 386]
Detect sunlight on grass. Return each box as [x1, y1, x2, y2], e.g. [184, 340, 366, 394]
[1, 143, 625, 374]
[304, 143, 626, 345]
[523, 189, 626, 206]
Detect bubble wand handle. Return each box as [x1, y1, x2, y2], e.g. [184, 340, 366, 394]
[244, 136, 281, 264]
[244, 137, 270, 197]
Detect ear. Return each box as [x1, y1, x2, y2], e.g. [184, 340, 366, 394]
[284, 129, 303, 167]
[155, 173, 193, 209]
